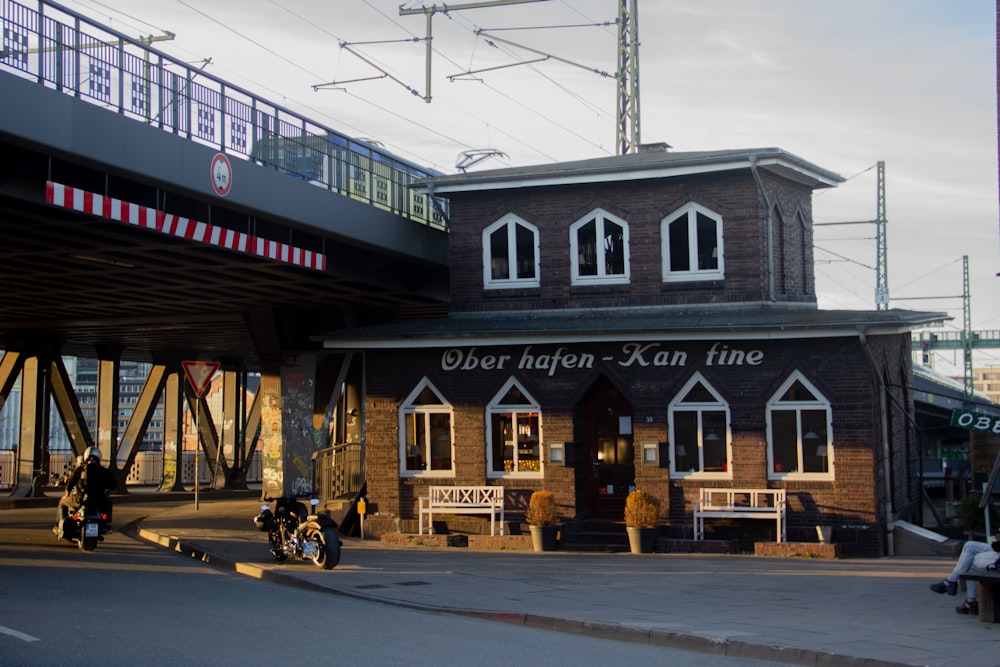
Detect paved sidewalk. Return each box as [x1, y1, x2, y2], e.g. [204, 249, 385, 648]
[133, 498, 996, 667]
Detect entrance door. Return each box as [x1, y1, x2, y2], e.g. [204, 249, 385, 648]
[580, 380, 635, 518]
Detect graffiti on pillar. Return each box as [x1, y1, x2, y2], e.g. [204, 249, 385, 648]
[281, 355, 318, 495]
[259, 376, 284, 498]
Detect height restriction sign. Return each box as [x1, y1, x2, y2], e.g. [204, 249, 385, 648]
[182, 361, 220, 398]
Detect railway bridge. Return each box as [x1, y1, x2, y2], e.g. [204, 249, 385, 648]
[0, 0, 450, 500]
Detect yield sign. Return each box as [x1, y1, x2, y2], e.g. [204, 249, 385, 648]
[182, 361, 220, 398]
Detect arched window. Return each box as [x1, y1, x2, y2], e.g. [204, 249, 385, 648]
[668, 372, 731, 478]
[766, 371, 833, 480]
[570, 208, 630, 285]
[486, 378, 543, 478]
[661, 203, 724, 282]
[483, 214, 540, 289]
[398, 378, 454, 477]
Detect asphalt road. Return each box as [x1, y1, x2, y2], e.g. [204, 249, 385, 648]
[0, 504, 782, 667]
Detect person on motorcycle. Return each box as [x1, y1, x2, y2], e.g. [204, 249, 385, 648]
[57, 446, 117, 532]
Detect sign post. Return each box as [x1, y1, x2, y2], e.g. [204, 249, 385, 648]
[182, 361, 220, 510]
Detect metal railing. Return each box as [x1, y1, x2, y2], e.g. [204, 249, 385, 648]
[0, 0, 449, 228]
[0, 450, 263, 488]
[312, 443, 363, 501]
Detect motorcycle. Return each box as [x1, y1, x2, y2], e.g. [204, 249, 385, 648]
[55, 496, 108, 552]
[253, 494, 341, 569]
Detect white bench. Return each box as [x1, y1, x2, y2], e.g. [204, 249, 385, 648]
[693, 488, 786, 542]
[418, 485, 505, 536]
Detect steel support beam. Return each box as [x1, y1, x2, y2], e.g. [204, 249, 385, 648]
[115, 363, 168, 488]
[12, 355, 46, 496]
[259, 354, 319, 498]
[159, 365, 184, 492]
[48, 354, 93, 458]
[95, 352, 121, 466]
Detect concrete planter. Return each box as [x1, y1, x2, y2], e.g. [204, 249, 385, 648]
[530, 524, 558, 551]
[627, 526, 656, 554]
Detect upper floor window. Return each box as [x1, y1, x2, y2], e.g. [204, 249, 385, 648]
[669, 373, 731, 478]
[486, 378, 543, 478]
[399, 378, 454, 477]
[766, 371, 833, 480]
[483, 214, 540, 289]
[570, 208, 630, 285]
[662, 203, 724, 282]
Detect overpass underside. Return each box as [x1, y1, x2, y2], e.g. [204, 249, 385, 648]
[0, 1, 450, 497]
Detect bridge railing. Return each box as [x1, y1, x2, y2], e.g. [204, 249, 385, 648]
[0, 0, 449, 229]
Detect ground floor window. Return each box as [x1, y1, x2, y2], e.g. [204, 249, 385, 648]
[399, 378, 454, 477]
[766, 371, 833, 480]
[669, 373, 731, 477]
[487, 378, 542, 477]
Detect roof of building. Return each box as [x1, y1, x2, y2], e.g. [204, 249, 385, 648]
[320, 305, 948, 349]
[412, 146, 845, 194]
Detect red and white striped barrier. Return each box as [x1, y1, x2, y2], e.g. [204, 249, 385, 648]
[46, 181, 327, 272]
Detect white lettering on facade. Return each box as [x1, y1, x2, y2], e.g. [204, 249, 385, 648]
[441, 342, 764, 375]
[706, 342, 764, 366]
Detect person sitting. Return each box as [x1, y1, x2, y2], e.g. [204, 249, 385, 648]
[929, 536, 1000, 614]
[56, 446, 117, 534]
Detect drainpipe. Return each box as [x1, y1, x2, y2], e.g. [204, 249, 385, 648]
[749, 157, 775, 302]
[859, 330, 895, 556]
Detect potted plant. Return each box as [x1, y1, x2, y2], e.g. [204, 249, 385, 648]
[624, 490, 660, 554]
[526, 490, 559, 551]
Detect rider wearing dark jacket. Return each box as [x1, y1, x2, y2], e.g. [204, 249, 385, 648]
[57, 446, 117, 527]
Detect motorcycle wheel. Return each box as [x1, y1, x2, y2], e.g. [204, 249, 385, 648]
[311, 528, 340, 570]
[268, 529, 288, 562]
[80, 536, 98, 551]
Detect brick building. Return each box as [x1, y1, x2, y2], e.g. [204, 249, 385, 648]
[323, 146, 946, 556]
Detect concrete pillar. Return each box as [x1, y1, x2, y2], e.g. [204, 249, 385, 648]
[259, 354, 319, 498]
[95, 349, 122, 465]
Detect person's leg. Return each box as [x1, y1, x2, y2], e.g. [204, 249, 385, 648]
[931, 541, 989, 595]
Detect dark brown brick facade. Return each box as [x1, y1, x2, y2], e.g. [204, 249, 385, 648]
[341, 150, 925, 558]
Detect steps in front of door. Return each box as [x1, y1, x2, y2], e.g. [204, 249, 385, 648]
[560, 520, 629, 552]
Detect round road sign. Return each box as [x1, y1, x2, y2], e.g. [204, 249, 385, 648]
[210, 153, 232, 197]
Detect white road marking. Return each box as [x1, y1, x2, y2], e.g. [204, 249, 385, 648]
[0, 624, 40, 642]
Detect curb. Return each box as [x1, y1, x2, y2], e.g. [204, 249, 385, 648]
[133, 525, 919, 667]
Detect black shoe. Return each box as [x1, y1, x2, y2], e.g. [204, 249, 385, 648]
[956, 600, 979, 615]
[930, 580, 958, 595]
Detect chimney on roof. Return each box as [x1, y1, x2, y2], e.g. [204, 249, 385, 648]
[637, 142, 671, 153]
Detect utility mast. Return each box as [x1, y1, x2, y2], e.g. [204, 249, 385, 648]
[874, 161, 889, 310]
[615, 0, 640, 155]
[962, 255, 973, 395]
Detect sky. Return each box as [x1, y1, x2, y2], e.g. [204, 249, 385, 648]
[53, 0, 1000, 375]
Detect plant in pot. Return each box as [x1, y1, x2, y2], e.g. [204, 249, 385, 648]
[526, 490, 559, 551]
[624, 490, 660, 554]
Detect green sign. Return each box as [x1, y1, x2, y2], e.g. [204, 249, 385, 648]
[950, 409, 1000, 434]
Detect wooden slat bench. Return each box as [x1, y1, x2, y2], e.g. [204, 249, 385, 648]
[959, 571, 1000, 622]
[418, 485, 505, 536]
[693, 488, 787, 543]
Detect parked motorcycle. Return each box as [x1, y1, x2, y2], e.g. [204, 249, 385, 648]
[55, 497, 107, 552]
[253, 494, 341, 569]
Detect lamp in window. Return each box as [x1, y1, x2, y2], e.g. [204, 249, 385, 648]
[704, 430, 720, 442]
[815, 444, 828, 458]
[675, 445, 687, 457]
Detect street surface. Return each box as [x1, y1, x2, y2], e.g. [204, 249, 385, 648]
[0, 504, 781, 667]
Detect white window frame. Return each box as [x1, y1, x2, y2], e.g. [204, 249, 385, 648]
[569, 208, 630, 286]
[661, 202, 724, 282]
[398, 377, 455, 478]
[486, 377, 544, 479]
[766, 371, 834, 481]
[482, 213, 540, 289]
[668, 372, 732, 479]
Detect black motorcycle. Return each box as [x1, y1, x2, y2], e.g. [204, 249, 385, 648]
[253, 494, 341, 569]
[55, 496, 107, 552]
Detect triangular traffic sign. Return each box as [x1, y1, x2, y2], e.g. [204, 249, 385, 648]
[182, 360, 220, 398]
